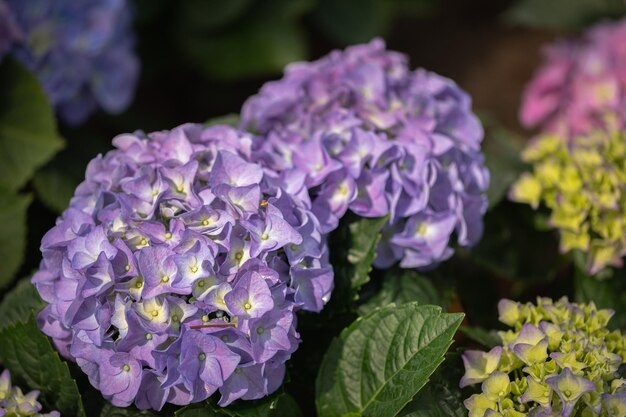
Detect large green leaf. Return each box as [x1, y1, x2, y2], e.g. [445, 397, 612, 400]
[0, 190, 32, 288]
[504, 0, 626, 29]
[219, 392, 303, 417]
[459, 326, 500, 349]
[0, 58, 64, 192]
[357, 270, 442, 316]
[481, 118, 526, 210]
[328, 215, 389, 311]
[574, 263, 626, 330]
[0, 277, 45, 329]
[178, 0, 313, 80]
[175, 392, 302, 417]
[32, 164, 78, 213]
[311, 0, 393, 45]
[397, 354, 466, 417]
[316, 302, 464, 417]
[99, 403, 160, 417]
[0, 316, 85, 417]
[178, 0, 254, 33]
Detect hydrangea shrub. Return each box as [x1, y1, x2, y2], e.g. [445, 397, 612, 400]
[0, 0, 139, 124]
[520, 17, 626, 138]
[31, 124, 333, 409]
[461, 297, 626, 417]
[0, 369, 59, 417]
[510, 129, 626, 274]
[242, 39, 489, 269]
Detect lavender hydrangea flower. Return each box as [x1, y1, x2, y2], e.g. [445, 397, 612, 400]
[0, 2, 20, 60]
[33, 124, 333, 409]
[242, 39, 489, 269]
[0, 369, 60, 417]
[520, 18, 626, 138]
[2, 0, 139, 124]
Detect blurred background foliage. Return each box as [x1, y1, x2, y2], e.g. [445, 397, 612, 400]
[3, 0, 626, 414]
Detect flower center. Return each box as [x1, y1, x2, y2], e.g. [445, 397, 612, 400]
[234, 251, 244, 261]
[261, 233, 270, 241]
[198, 353, 206, 361]
[165, 232, 172, 240]
[202, 219, 210, 226]
[145, 333, 153, 340]
[123, 364, 131, 372]
[256, 327, 265, 335]
[244, 302, 252, 311]
[161, 275, 170, 283]
[190, 265, 199, 273]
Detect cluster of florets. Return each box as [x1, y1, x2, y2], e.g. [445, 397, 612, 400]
[242, 39, 489, 269]
[520, 18, 626, 139]
[461, 297, 626, 417]
[0, 369, 59, 417]
[0, 0, 139, 124]
[32, 124, 333, 409]
[510, 130, 626, 274]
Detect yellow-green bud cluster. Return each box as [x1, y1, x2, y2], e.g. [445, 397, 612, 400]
[461, 297, 626, 417]
[510, 130, 626, 274]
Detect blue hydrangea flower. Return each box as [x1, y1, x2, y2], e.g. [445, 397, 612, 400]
[2, 0, 139, 124]
[33, 124, 333, 409]
[242, 39, 489, 269]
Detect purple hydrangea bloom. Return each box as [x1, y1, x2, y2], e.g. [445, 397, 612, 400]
[520, 18, 626, 138]
[0, 369, 60, 417]
[0, 2, 20, 60]
[33, 124, 333, 409]
[242, 38, 489, 269]
[2, 0, 139, 125]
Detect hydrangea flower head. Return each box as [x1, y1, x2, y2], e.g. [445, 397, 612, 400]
[2, 0, 139, 124]
[510, 129, 626, 274]
[0, 369, 60, 417]
[520, 18, 626, 138]
[32, 124, 333, 409]
[461, 297, 626, 417]
[242, 39, 489, 269]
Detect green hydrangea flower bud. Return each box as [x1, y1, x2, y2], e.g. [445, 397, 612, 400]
[510, 129, 626, 275]
[461, 298, 626, 416]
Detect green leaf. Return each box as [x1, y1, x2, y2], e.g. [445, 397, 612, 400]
[99, 402, 160, 417]
[0, 316, 85, 417]
[481, 115, 526, 209]
[0, 277, 45, 329]
[468, 202, 562, 289]
[574, 264, 626, 330]
[358, 270, 442, 316]
[0, 190, 32, 289]
[311, 0, 394, 45]
[175, 406, 222, 417]
[178, 0, 313, 80]
[175, 392, 302, 417]
[397, 354, 466, 417]
[504, 0, 626, 30]
[316, 302, 464, 417]
[459, 326, 500, 349]
[0, 58, 64, 192]
[328, 215, 389, 310]
[204, 113, 241, 128]
[178, 0, 254, 32]
[347, 215, 390, 290]
[32, 164, 78, 213]
[220, 392, 304, 417]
